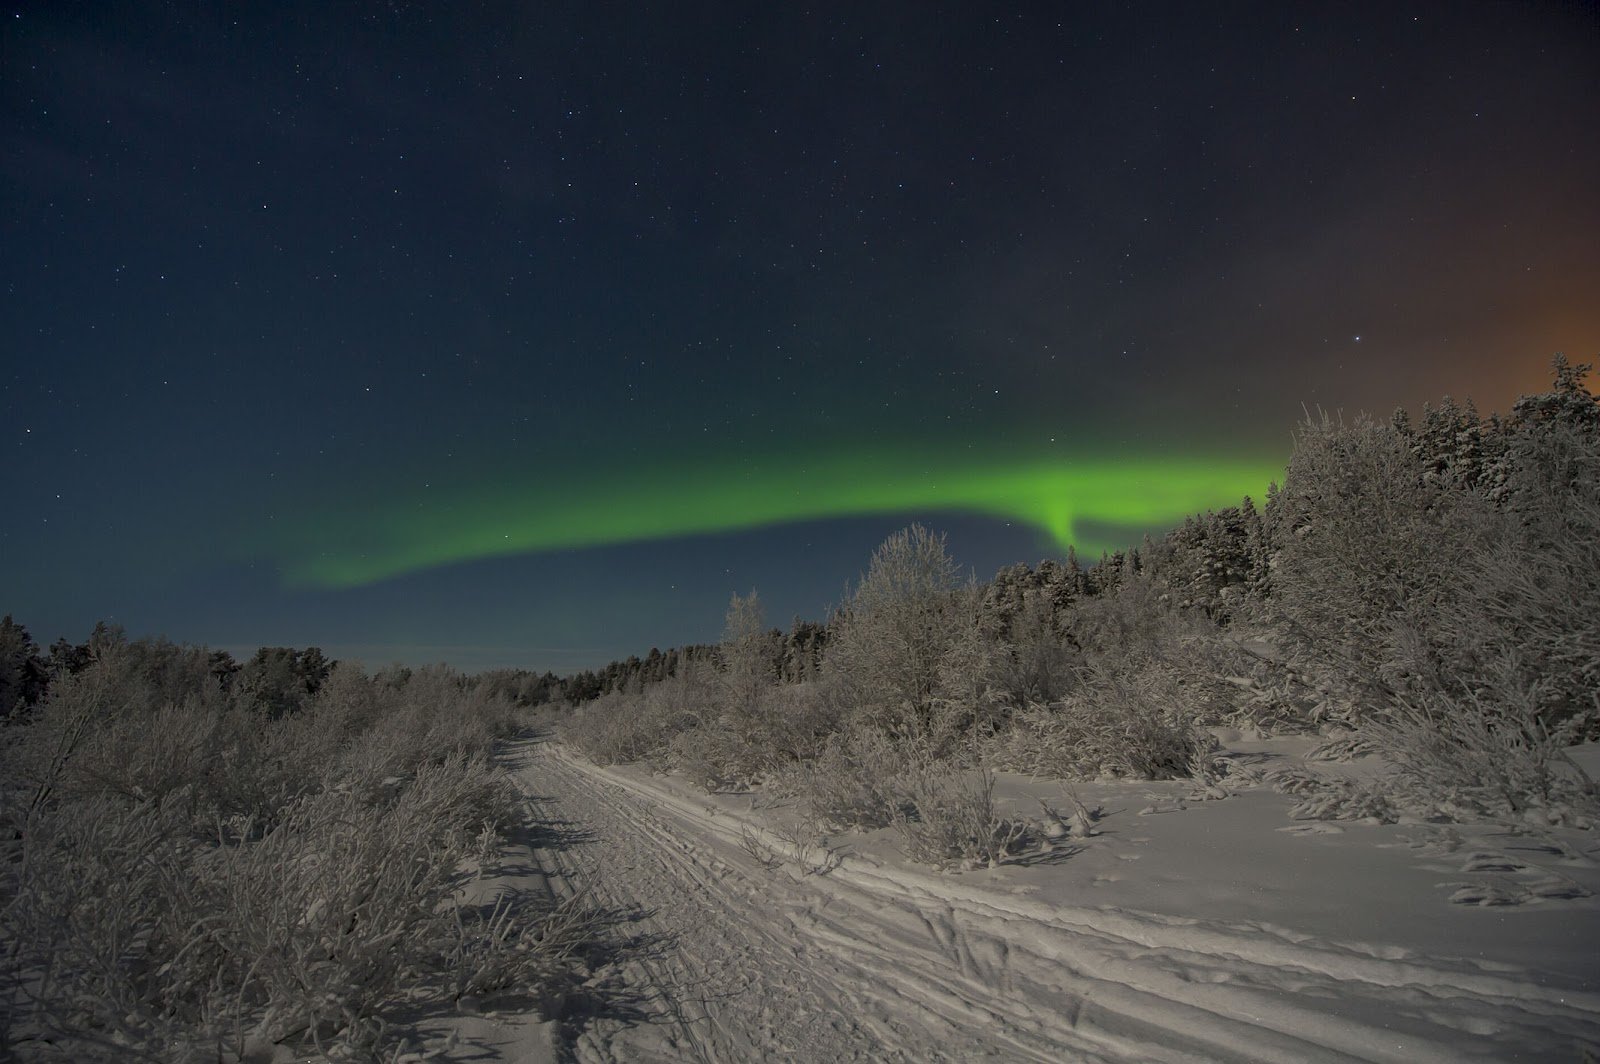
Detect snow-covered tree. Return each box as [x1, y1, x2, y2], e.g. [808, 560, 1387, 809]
[825, 524, 971, 737]
[719, 590, 774, 714]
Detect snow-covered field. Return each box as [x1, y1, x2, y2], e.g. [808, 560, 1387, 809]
[437, 733, 1600, 1062]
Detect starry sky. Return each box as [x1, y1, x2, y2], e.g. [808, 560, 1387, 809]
[3, 2, 1597, 672]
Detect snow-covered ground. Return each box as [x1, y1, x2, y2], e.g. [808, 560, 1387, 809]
[442, 733, 1600, 1062]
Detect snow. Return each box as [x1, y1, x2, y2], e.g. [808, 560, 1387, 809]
[444, 733, 1600, 1062]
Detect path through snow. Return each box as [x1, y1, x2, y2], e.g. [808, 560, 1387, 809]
[503, 736, 1600, 1062]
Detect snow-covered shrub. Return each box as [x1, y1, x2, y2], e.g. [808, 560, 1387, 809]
[1357, 680, 1597, 824]
[0, 643, 585, 1062]
[560, 656, 731, 770]
[362, 663, 524, 766]
[1328, 415, 1600, 821]
[824, 524, 976, 740]
[1272, 377, 1597, 823]
[1, 794, 211, 1060]
[1305, 730, 1377, 761]
[980, 567, 1215, 779]
[992, 658, 1212, 780]
[1, 650, 151, 815]
[1264, 411, 1489, 708]
[923, 601, 1015, 763]
[1197, 650, 1324, 735]
[678, 676, 842, 788]
[1, 754, 522, 1060]
[1266, 766, 1401, 822]
[1399, 419, 1600, 741]
[643, 592, 847, 789]
[1068, 569, 1190, 652]
[560, 689, 657, 764]
[748, 680, 843, 766]
[42, 693, 229, 809]
[985, 589, 1080, 708]
[443, 888, 600, 1006]
[892, 764, 1029, 870]
[782, 727, 907, 831]
[717, 589, 779, 719]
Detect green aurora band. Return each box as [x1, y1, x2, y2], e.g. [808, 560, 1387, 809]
[268, 447, 1285, 590]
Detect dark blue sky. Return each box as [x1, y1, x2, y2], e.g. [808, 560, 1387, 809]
[4, 2, 1596, 671]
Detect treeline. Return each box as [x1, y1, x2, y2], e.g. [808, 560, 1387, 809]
[423, 626, 831, 712]
[0, 623, 580, 722]
[554, 620, 829, 705]
[560, 356, 1600, 860]
[559, 356, 1599, 723]
[0, 622, 335, 724]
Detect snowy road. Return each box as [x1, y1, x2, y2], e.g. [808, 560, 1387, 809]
[506, 736, 1600, 1063]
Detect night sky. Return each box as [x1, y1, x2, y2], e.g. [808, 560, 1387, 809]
[4, 3, 1597, 673]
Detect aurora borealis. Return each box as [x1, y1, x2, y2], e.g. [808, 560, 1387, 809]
[4, 3, 1597, 670]
[266, 445, 1284, 590]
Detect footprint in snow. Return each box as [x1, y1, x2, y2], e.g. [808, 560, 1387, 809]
[1441, 874, 1593, 906]
[1443, 881, 1525, 906]
[1459, 852, 1528, 873]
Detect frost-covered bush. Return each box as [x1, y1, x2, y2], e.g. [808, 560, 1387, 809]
[443, 888, 599, 1006]
[1061, 571, 1296, 732]
[1068, 570, 1190, 653]
[1400, 419, 1600, 740]
[746, 680, 842, 767]
[981, 571, 1220, 779]
[984, 589, 1080, 707]
[359, 664, 524, 766]
[1266, 766, 1401, 823]
[1265, 411, 1489, 696]
[892, 765, 1029, 870]
[667, 686, 835, 789]
[781, 727, 908, 831]
[0, 642, 584, 1062]
[1334, 396, 1600, 817]
[2, 756, 521, 1061]
[993, 655, 1212, 781]
[1356, 681, 1597, 824]
[824, 524, 976, 740]
[776, 735, 1032, 870]
[560, 689, 654, 764]
[559, 658, 718, 767]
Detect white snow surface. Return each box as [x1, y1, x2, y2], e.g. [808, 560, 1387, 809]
[441, 734, 1600, 1062]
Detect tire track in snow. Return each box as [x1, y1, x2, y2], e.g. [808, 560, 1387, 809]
[509, 737, 977, 1063]
[513, 738, 1600, 1062]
